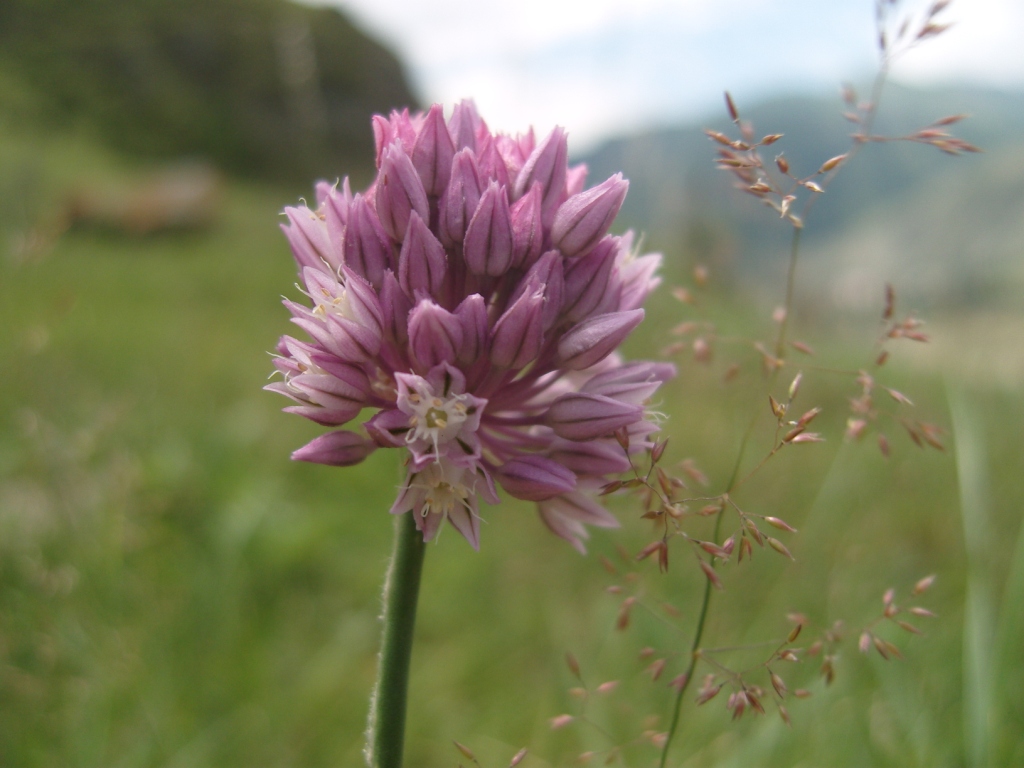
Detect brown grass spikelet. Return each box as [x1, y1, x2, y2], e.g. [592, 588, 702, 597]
[454, 740, 477, 761]
[550, 714, 574, 730]
[646, 658, 667, 681]
[699, 559, 724, 590]
[566, 651, 582, 681]
[767, 537, 796, 560]
[509, 747, 528, 767]
[765, 516, 798, 534]
[912, 574, 937, 595]
[819, 153, 847, 173]
[616, 597, 636, 630]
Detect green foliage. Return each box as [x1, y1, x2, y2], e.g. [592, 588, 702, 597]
[0, 0, 419, 181]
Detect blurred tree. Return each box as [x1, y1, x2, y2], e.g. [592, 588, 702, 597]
[0, 0, 420, 180]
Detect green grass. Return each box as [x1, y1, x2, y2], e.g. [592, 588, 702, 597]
[1, 122, 1022, 768]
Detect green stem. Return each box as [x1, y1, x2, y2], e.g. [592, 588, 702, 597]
[365, 512, 427, 768]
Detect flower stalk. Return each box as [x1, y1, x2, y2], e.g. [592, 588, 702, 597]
[366, 511, 427, 768]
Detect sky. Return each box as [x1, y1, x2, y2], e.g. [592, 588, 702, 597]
[316, 0, 1024, 151]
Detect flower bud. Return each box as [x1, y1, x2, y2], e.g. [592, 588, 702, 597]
[398, 211, 447, 296]
[343, 194, 391, 288]
[513, 250, 564, 330]
[546, 392, 642, 441]
[448, 99, 483, 152]
[498, 455, 577, 501]
[510, 182, 543, 268]
[548, 438, 631, 476]
[454, 293, 488, 364]
[408, 298, 463, 370]
[464, 181, 514, 276]
[566, 163, 588, 196]
[552, 173, 628, 257]
[562, 236, 618, 321]
[412, 104, 456, 196]
[376, 141, 429, 242]
[515, 126, 568, 225]
[439, 148, 482, 248]
[291, 430, 376, 466]
[379, 270, 412, 344]
[372, 109, 416, 167]
[490, 288, 545, 369]
[559, 309, 645, 370]
[282, 205, 334, 273]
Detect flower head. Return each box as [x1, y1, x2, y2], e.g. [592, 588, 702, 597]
[269, 101, 672, 551]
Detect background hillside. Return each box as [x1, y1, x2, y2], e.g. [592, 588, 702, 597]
[580, 84, 1024, 310]
[0, 0, 419, 182]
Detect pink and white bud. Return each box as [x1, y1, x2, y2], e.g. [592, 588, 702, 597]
[546, 392, 643, 441]
[342, 194, 391, 288]
[559, 310, 645, 371]
[510, 182, 544, 268]
[398, 211, 447, 296]
[411, 104, 456, 197]
[464, 181, 514, 276]
[515, 126, 568, 225]
[566, 163, 588, 196]
[538, 492, 620, 554]
[408, 299, 463, 371]
[439, 148, 483, 248]
[490, 288, 545, 369]
[448, 99, 483, 152]
[551, 173, 628, 257]
[498, 455, 577, 501]
[454, 293, 488, 364]
[548, 438, 632, 476]
[282, 205, 334, 273]
[291, 430, 376, 466]
[562, 236, 618, 322]
[376, 142, 430, 242]
[380, 270, 412, 345]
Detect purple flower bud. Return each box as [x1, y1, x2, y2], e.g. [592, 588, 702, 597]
[439, 148, 482, 248]
[551, 174, 628, 257]
[548, 438, 632, 476]
[373, 109, 417, 167]
[514, 126, 568, 225]
[342, 194, 391, 288]
[582, 361, 676, 404]
[380, 270, 412, 345]
[292, 430, 376, 466]
[512, 250, 564, 330]
[408, 299, 463, 370]
[376, 142, 429, 242]
[282, 205, 335, 273]
[322, 178, 352, 259]
[617, 251, 662, 312]
[566, 163, 588, 196]
[538, 492, 619, 554]
[546, 392, 642, 441]
[510, 182, 543, 269]
[562, 236, 618, 322]
[498, 455, 577, 501]
[448, 99, 482, 152]
[464, 181, 513, 276]
[490, 287, 545, 369]
[559, 309, 645, 370]
[399, 211, 447, 296]
[365, 407, 412, 448]
[412, 104, 456, 197]
[477, 140, 511, 191]
[454, 293, 488, 364]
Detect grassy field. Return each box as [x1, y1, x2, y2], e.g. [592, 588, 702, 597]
[1, 122, 1022, 768]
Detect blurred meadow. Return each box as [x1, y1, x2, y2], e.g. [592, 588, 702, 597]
[1, 1, 1023, 767]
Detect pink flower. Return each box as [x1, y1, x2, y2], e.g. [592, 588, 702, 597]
[269, 101, 672, 551]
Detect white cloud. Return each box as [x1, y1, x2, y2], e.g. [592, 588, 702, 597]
[316, 0, 1023, 149]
